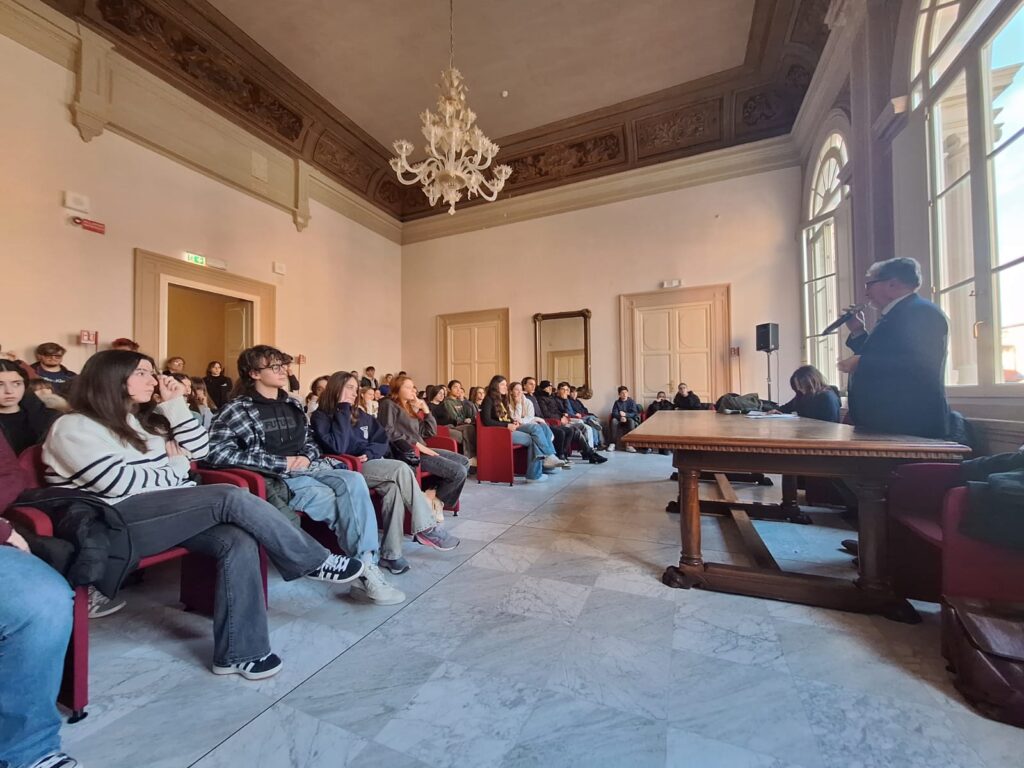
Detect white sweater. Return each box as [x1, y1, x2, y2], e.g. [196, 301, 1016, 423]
[43, 397, 210, 503]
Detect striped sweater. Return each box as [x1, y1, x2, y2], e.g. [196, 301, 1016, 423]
[42, 397, 209, 503]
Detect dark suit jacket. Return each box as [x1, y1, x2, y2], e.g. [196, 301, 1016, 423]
[846, 293, 949, 439]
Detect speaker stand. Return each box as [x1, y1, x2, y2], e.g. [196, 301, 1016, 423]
[763, 349, 774, 403]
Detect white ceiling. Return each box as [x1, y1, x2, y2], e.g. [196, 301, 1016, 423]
[209, 0, 755, 153]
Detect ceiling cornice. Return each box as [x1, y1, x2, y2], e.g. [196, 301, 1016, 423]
[36, 0, 829, 223]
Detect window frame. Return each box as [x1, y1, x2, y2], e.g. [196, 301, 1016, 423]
[913, 0, 1024, 396]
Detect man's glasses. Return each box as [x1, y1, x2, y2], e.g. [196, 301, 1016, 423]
[41, 353, 64, 359]
[259, 364, 288, 373]
[864, 279, 883, 289]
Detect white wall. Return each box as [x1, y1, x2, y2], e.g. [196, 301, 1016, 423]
[0, 33, 402, 384]
[402, 167, 804, 414]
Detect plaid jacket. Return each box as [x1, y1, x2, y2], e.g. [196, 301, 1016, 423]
[207, 394, 320, 475]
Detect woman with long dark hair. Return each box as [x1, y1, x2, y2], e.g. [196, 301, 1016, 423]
[481, 375, 563, 482]
[42, 350, 361, 681]
[312, 372, 459, 574]
[776, 365, 842, 422]
[203, 360, 232, 409]
[377, 375, 469, 511]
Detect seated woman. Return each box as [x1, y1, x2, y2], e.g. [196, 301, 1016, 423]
[673, 383, 702, 410]
[42, 350, 361, 681]
[305, 375, 330, 416]
[0, 360, 59, 455]
[378, 375, 469, 511]
[188, 377, 215, 430]
[378, 373, 393, 397]
[425, 384, 448, 423]
[481, 375, 564, 482]
[203, 361, 232, 410]
[359, 385, 379, 417]
[509, 380, 569, 470]
[311, 372, 459, 574]
[776, 365, 841, 422]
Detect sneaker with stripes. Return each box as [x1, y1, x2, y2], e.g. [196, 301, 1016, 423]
[305, 553, 364, 584]
[212, 652, 283, 681]
[25, 753, 81, 768]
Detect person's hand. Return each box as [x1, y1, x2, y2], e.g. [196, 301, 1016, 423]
[417, 443, 438, 457]
[560, 415, 569, 425]
[463, 418, 472, 425]
[7, 529, 29, 552]
[507, 423, 517, 432]
[165, 440, 184, 457]
[837, 355, 861, 374]
[844, 305, 866, 334]
[356, 454, 368, 463]
[157, 374, 185, 402]
[619, 415, 627, 422]
[767, 409, 782, 415]
[286, 456, 311, 471]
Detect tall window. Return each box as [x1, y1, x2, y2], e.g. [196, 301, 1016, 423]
[802, 132, 850, 387]
[914, 0, 1024, 388]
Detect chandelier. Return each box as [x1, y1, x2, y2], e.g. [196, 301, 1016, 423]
[390, 0, 512, 215]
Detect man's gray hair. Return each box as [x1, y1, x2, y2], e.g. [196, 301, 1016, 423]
[871, 257, 922, 288]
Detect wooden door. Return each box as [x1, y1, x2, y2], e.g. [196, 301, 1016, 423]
[548, 349, 585, 384]
[436, 308, 510, 388]
[224, 300, 253, 367]
[621, 284, 730, 405]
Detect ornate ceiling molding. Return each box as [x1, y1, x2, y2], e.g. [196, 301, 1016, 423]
[39, 0, 829, 223]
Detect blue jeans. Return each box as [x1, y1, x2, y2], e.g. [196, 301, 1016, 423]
[284, 468, 379, 560]
[0, 548, 73, 768]
[510, 429, 541, 479]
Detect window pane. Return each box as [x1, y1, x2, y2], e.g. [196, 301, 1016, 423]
[807, 333, 839, 388]
[807, 219, 835, 279]
[929, 3, 961, 56]
[912, 11, 928, 82]
[985, 3, 1024, 153]
[940, 281, 978, 385]
[996, 261, 1024, 383]
[932, 72, 970, 193]
[805, 275, 837, 338]
[934, 174, 975, 287]
[991, 136, 1024, 267]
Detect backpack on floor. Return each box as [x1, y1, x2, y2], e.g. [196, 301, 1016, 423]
[942, 597, 1024, 727]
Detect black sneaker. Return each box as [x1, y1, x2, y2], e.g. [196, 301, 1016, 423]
[212, 652, 283, 681]
[25, 754, 81, 768]
[306, 554, 364, 584]
[589, 454, 608, 464]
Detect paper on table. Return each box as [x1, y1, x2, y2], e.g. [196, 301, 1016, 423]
[745, 412, 797, 418]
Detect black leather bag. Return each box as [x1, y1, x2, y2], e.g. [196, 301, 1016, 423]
[389, 438, 420, 467]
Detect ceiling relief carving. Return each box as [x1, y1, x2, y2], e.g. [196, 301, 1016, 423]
[504, 129, 627, 190]
[311, 131, 377, 193]
[42, 0, 830, 222]
[94, 0, 305, 144]
[635, 98, 723, 159]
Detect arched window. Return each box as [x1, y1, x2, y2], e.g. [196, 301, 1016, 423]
[912, 0, 1024, 388]
[802, 130, 850, 388]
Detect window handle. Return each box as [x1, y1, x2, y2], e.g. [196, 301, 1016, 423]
[973, 320, 984, 339]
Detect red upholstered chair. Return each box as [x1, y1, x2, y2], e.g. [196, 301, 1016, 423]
[474, 414, 528, 485]
[7, 446, 264, 723]
[887, 463, 1024, 604]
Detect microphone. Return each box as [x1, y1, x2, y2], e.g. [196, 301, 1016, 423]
[819, 304, 867, 336]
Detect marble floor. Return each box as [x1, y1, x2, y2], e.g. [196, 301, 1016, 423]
[61, 452, 1022, 768]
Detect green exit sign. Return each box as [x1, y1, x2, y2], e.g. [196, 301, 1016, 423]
[185, 252, 206, 266]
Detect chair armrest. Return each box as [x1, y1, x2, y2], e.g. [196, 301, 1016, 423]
[888, 463, 962, 518]
[425, 436, 458, 453]
[325, 454, 361, 471]
[212, 467, 268, 499]
[194, 468, 248, 489]
[7, 505, 54, 536]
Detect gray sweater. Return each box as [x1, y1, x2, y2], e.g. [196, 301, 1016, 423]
[377, 399, 437, 446]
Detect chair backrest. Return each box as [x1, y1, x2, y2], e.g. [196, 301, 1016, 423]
[17, 444, 45, 489]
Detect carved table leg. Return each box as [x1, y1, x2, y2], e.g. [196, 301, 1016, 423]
[663, 464, 705, 588]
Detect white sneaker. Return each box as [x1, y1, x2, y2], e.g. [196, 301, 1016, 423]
[607, 443, 616, 451]
[350, 563, 406, 605]
[542, 454, 564, 469]
[525, 473, 549, 483]
[625, 446, 637, 453]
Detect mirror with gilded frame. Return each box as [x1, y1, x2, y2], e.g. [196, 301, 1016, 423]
[533, 309, 592, 398]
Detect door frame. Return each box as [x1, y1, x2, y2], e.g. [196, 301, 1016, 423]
[435, 307, 510, 384]
[134, 249, 276, 365]
[619, 283, 732, 399]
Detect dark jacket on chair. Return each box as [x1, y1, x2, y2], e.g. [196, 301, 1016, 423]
[959, 449, 1024, 553]
[846, 293, 949, 439]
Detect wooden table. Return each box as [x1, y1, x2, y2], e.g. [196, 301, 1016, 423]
[622, 411, 969, 622]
